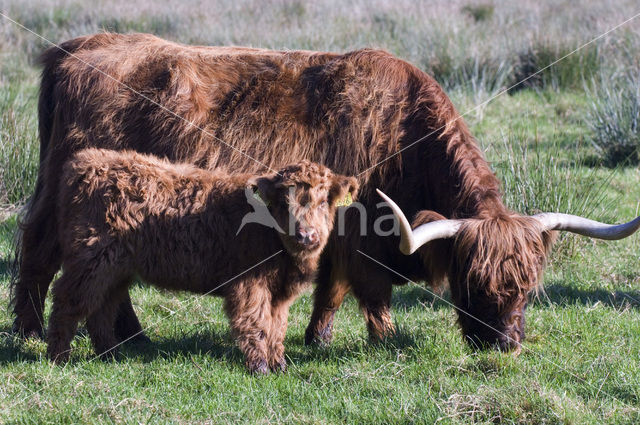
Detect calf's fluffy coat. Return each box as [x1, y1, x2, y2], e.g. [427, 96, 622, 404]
[48, 149, 358, 373]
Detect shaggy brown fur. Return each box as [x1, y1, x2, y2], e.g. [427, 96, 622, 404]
[47, 149, 357, 373]
[436, 214, 554, 349]
[15, 32, 552, 350]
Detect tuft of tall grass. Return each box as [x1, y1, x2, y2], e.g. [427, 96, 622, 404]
[493, 130, 618, 261]
[0, 0, 634, 100]
[0, 66, 39, 207]
[510, 43, 601, 92]
[587, 69, 640, 167]
[460, 3, 494, 23]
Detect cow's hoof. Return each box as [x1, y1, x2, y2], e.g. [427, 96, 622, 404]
[47, 348, 71, 364]
[95, 346, 120, 362]
[270, 358, 287, 373]
[304, 326, 333, 346]
[12, 319, 44, 340]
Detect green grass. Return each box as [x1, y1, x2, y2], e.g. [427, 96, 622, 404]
[1, 0, 640, 423]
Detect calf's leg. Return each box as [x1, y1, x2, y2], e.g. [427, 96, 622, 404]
[225, 284, 272, 374]
[47, 261, 121, 363]
[46, 271, 100, 363]
[267, 302, 292, 372]
[86, 285, 130, 360]
[113, 291, 148, 344]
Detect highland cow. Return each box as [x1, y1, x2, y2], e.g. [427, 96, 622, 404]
[13, 33, 640, 352]
[376, 189, 640, 350]
[47, 148, 358, 373]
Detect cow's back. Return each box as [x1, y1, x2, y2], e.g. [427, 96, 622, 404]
[43, 34, 421, 190]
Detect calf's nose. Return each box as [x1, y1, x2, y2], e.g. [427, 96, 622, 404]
[296, 227, 319, 246]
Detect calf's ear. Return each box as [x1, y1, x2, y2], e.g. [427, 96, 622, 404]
[249, 173, 280, 206]
[330, 175, 359, 207]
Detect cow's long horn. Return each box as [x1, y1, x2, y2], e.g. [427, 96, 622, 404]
[376, 189, 463, 255]
[533, 213, 640, 240]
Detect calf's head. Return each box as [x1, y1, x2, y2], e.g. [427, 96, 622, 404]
[252, 161, 358, 256]
[378, 189, 640, 352]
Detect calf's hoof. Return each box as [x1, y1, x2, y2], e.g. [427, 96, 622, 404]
[247, 358, 269, 375]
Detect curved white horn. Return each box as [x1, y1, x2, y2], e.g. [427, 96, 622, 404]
[377, 189, 463, 255]
[534, 213, 640, 240]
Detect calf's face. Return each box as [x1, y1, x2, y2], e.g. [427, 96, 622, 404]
[254, 161, 358, 256]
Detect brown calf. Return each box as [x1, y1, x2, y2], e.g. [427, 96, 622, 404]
[48, 148, 357, 373]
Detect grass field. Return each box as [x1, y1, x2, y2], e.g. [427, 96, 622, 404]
[1, 0, 640, 423]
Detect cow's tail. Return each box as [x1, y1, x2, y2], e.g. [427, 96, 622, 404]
[8, 39, 82, 309]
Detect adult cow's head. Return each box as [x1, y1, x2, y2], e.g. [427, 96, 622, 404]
[377, 189, 640, 352]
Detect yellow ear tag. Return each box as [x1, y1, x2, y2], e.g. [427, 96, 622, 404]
[253, 190, 269, 207]
[336, 192, 353, 207]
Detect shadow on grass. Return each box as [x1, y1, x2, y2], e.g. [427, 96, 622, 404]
[391, 281, 640, 312]
[533, 283, 640, 310]
[0, 326, 42, 363]
[391, 285, 452, 311]
[0, 323, 420, 368]
[119, 322, 420, 366]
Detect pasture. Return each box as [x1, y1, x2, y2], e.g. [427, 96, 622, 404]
[1, 0, 640, 423]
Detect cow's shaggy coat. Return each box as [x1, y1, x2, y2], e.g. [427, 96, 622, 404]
[13, 32, 624, 351]
[47, 149, 357, 372]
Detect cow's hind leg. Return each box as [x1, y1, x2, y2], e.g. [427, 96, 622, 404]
[305, 264, 350, 346]
[12, 199, 61, 339]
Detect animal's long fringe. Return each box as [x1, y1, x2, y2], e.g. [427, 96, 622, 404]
[454, 215, 555, 306]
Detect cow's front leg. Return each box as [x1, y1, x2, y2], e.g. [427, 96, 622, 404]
[305, 266, 350, 346]
[352, 279, 395, 341]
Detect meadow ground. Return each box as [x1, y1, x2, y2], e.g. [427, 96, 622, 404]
[1, 0, 640, 423]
